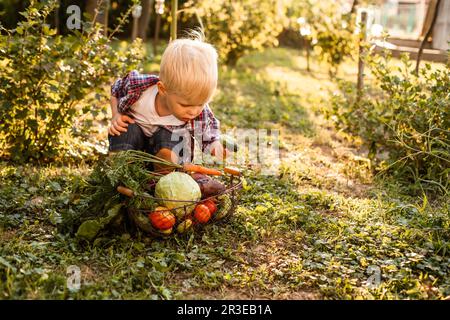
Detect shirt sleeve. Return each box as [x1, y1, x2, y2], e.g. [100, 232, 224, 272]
[111, 70, 159, 114]
[200, 105, 221, 152]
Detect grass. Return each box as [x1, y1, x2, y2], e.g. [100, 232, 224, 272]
[1, 46, 449, 300]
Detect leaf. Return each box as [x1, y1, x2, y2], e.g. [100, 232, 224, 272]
[75, 220, 103, 241]
[100, 204, 124, 225]
[0, 257, 17, 273]
[419, 194, 428, 214]
[49, 181, 62, 192]
[75, 204, 123, 241]
[49, 211, 62, 225]
[158, 287, 172, 300]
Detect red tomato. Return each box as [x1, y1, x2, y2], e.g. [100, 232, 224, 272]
[194, 204, 211, 223]
[148, 208, 176, 230]
[202, 199, 217, 215]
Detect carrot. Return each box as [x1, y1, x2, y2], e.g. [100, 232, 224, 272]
[182, 163, 222, 176]
[224, 166, 241, 176]
[117, 186, 134, 197]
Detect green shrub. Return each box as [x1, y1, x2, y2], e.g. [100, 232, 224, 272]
[183, 0, 284, 66]
[283, 0, 357, 75]
[328, 53, 450, 194]
[0, 0, 145, 162]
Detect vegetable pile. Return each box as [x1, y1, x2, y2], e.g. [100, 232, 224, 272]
[62, 150, 240, 241]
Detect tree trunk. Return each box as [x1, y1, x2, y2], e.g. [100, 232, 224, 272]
[138, 0, 154, 41]
[153, 13, 161, 55]
[415, 0, 441, 75]
[350, 0, 358, 14]
[54, 0, 60, 35]
[85, 0, 98, 20]
[86, 0, 109, 36]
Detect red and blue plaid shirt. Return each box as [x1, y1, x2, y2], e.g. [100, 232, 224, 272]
[111, 70, 221, 151]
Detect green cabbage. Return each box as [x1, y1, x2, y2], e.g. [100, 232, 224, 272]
[155, 172, 201, 218]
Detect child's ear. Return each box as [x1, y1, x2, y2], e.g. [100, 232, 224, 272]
[157, 81, 167, 95]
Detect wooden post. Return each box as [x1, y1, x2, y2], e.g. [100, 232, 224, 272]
[357, 11, 367, 102]
[170, 0, 178, 41]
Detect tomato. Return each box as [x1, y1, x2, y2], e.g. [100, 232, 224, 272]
[202, 199, 217, 215]
[148, 207, 176, 230]
[193, 204, 211, 223]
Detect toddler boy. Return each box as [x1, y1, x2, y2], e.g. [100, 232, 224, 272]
[108, 32, 225, 170]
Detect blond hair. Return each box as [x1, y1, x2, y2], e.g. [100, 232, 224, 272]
[159, 30, 218, 105]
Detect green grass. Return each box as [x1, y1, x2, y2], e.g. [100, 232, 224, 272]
[1, 47, 449, 300]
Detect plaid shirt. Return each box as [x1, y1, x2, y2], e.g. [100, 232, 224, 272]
[111, 70, 220, 151]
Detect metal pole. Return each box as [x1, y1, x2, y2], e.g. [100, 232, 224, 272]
[306, 39, 310, 72]
[132, 16, 138, 40]
[357, 11, 367, 102]
[131, 5, 142, 40]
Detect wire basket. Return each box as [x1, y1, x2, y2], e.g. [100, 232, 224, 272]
[126, 171, 242, 238]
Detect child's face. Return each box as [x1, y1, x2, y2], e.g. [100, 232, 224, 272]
[166, 93, 205, 122]
[158, 82, 206, 122]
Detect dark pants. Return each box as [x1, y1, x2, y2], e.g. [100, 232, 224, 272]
[108, 124, 192, 164]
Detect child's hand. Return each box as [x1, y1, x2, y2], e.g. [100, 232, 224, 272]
[209, 140, 227, 162]
[108, 114, 135, 136]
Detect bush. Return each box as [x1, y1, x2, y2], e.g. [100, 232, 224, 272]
[328, 53, 450, 193]
[285, 0, 357, 75]
[183, 0, 284, 66]
[305, 1, 357, 76]
[0, 0, 145, 162]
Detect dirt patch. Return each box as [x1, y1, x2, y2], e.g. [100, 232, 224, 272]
[183, 286, 319, 300]
[170, 235, 322, 300]
[0, 229, 17, 242]
[280, 124, 373, 199]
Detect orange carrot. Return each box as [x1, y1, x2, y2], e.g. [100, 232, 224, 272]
[117, 186, 134, 197]
[182, 163, 222, 176]
[224, 166, 241, 176]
